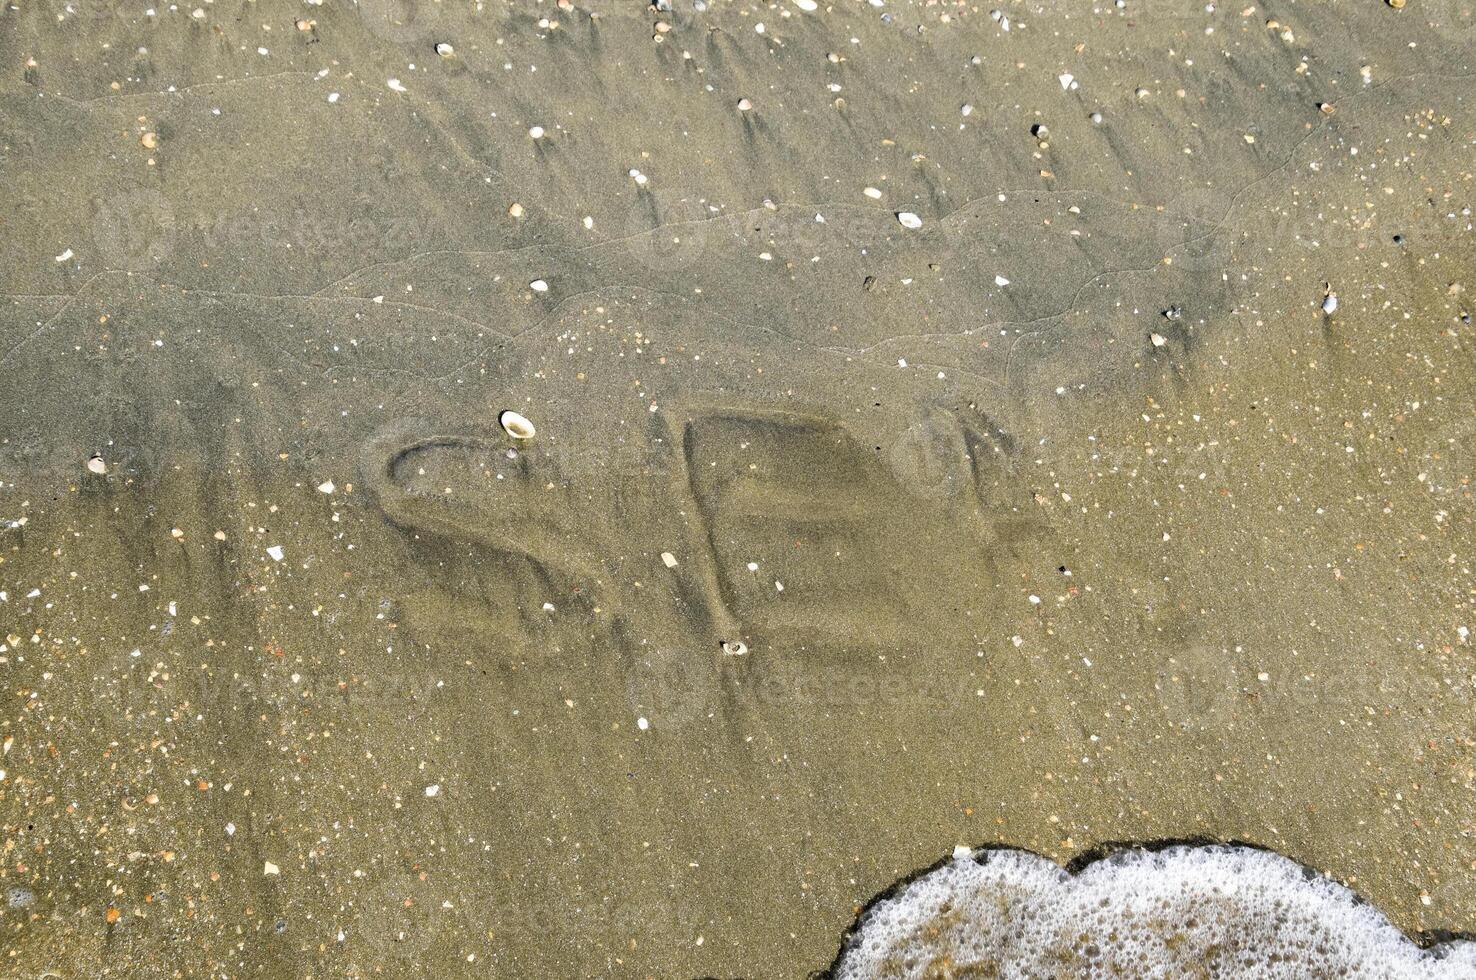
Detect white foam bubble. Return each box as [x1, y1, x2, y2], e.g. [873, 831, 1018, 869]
[833, 844, 1476, 979]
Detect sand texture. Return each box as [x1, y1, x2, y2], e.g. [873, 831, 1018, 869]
[1, 0, 1475, 976]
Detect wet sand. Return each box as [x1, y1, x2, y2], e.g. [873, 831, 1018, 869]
[1, 0, 1475, 976]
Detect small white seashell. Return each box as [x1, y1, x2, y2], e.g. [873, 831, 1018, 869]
[434, 42, 454, 57]
[266, 545, 285, 562]
[86, 455, 107, 475]
[317, 479, 335, 494]
[1058, 72, 1074, 90]
[864, 186, 883, 199]
[661, 552, 679, 568]
[737, 97, 753, 111]
[995, 275, 1010, 286]
[721, 639, 747, 656]
[896, 211, 923, 229]
[499, 410, 536, 440]
[528, 125, 545, 139]
[794, 0, 818, 9]
[1322, 292, 1338, 314]
[529, 278, 549, 293]
[1151, 332, 1168, 347]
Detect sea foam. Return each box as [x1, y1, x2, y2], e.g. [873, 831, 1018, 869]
[832, 844, 1476, 979]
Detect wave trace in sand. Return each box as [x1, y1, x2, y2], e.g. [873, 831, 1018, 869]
[831, 844, 1476, 979]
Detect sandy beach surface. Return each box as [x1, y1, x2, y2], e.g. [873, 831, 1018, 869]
[2, 0, 1475, 976]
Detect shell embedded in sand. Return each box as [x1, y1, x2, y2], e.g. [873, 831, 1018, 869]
[720, 639, 747, 656]
[86, 454, 107, 475]
[499, 410, 536, 440]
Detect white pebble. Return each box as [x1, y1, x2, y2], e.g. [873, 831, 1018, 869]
[896, 211, 923, 230]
